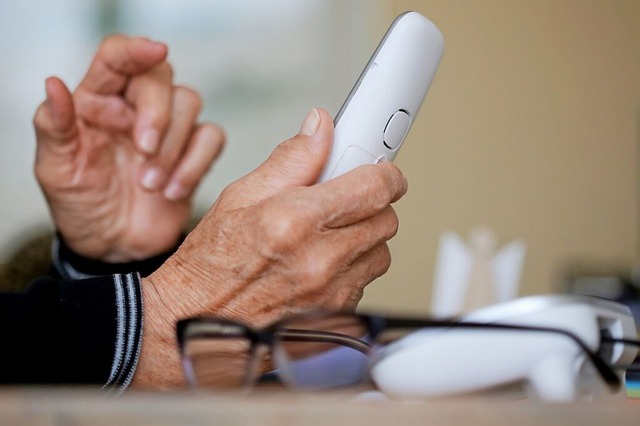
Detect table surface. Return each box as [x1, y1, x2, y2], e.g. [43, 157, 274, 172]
[0, 388, 638, 426]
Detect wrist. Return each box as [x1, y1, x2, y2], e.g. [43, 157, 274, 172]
[53, 232, 185, 279]
[131, 273, 187, 389]
[131, 248, 231, 388]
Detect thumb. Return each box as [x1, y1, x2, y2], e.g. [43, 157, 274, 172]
[33, 77, 80, 187]
[241, 108, 333, 199]
[34, 77, 78, 153]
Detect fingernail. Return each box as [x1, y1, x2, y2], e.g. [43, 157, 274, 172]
[164, 182, 187, 201]
[299, 108, 320, 136]
[139, 129, 160, 154]
[142, 167, 164, 191]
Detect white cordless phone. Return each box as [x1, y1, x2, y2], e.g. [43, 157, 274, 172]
[317, 11, 444, 182]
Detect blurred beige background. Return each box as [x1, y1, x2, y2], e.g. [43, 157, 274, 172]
[1, 0, 639, 315]
[361, 0, 640, 313]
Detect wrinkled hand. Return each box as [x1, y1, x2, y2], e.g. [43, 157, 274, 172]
[33, 35, 225, 262]
[135, 108, 408, 388]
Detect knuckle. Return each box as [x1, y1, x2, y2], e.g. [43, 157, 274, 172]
[99, 34, 126, 55]
[382, 206, 400, 239]
[32, 102, 47, 129]
[175, 85, 202, 105]
[100, 33, 122, 46]
[377, 243, 392, 274]
[369, 163, 407, 200]
[348, 286, 365, 306]
[174, 85, 203, 112]
[219, 180, 242, 199]
[297, 254, 334, 291]
[261, 210, 303, 253]
[158, 61, 174, 80]
[361, 166, 393, 209]
[383, 162, 408, 197]
[258, 194, 315, 255]
[33, 161, 45, 183]
[344, 285, 365, 309]
[361, 244, 392, 284]
[269, 137, 304, 166]
[326, 285, 362, 312]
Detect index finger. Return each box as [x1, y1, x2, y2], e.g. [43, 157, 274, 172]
[313, 162, 408, 228]
[77, 34, 168, 95]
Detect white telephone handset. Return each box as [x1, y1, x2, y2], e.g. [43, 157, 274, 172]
[317, 11, 444, 182]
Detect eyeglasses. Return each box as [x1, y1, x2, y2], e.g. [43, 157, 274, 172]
[176, 311, 639, 395]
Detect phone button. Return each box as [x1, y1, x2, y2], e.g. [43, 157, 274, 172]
[383, 110, 411, 150]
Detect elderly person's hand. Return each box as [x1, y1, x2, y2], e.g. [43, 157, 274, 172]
[33, 35, 225, 263]
[134, 108, 408, 388]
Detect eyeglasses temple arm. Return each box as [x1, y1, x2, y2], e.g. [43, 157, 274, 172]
[278, 329, 371, 354]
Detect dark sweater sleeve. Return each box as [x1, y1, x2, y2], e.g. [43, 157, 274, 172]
[0, 272, 143, 392]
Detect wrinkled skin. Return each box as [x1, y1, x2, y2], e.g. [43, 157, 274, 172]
[33, 35, 408, 390]
[33, 35, 224, 262]
[137, 108, 408, 388]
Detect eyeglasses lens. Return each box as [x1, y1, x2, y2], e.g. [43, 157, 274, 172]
[274, 314, 371, 390]
[183, 336, 253, 389]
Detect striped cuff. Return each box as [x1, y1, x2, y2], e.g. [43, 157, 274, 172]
[103, 272, 144, 393]
[19, 272, 145, 389]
